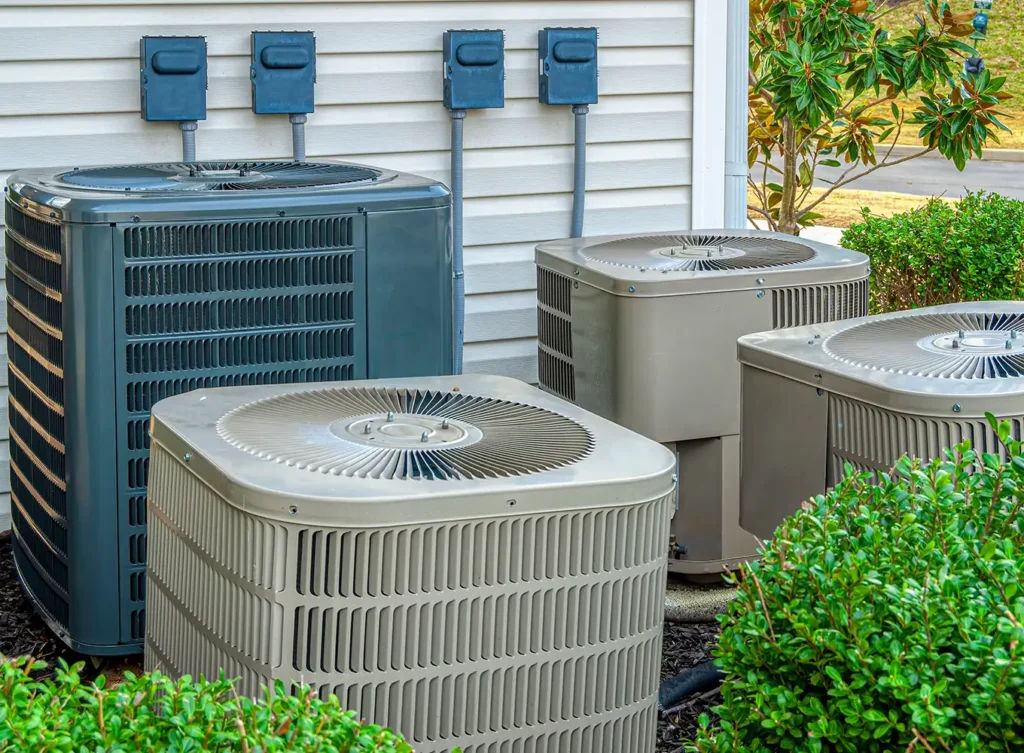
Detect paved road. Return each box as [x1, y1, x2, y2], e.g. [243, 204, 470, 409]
[753, 153, 1024, 199]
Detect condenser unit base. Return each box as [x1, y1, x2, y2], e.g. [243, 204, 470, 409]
[666, 436, 760, 579]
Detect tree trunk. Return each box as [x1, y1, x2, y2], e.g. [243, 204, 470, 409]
[779, 118, 799, 236]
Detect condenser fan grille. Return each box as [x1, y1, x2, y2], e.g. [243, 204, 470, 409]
[217, 387, 595, 480]
[56, 162, 380, 192]
[824, 312, 1024, 379]
[580, 234, 817, 272]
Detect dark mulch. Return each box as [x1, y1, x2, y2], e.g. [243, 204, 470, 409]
[0, 532, 104, 682]
[657, 621, 722, 752]
[0, 531, 721, 748]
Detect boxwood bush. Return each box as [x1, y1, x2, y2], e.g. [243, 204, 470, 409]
[689, 415, 1024, 752]
[841, 191, 1024, 314]
[0, 657, 412, 752]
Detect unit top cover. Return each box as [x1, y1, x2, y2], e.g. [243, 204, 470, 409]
[536, 229, 868, 296]
[738, 301, 1024, 416]
[150, 375, 677, 526]
[6, 160, 449, 223]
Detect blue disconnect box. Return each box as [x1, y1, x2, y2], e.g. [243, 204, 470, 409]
[251, 31, 316, 114]
[443, 30, 505, 110]
[539, 27, 599, 106]
[140, 36, 207, 121]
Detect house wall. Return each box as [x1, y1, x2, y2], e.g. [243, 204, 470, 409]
[0, 0, 726, 530]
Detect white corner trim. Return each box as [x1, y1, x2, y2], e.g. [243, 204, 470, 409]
[691, 0, 729, 229]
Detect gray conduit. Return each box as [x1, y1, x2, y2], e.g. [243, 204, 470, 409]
[179, 121, 198, 162]
[450, 109, 467, 374]
[570, 105, 589, 238]
[290, 114, 308, 161]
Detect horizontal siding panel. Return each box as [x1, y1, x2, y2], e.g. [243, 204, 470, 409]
[0, 0, 695, 386]
[464, 338, 538, 384]
[0, 95, 692, 169]
[0, 47, 692, 116]
[0, 3, 693, 61]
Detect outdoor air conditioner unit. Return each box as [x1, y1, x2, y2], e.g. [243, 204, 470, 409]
[4, 160, 453, 656]
[535, 230, 868, 576]
[143, 375, 676, 753]
[738, 301, 1024, 541]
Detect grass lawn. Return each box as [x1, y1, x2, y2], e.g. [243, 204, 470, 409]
[879, 0, 1024, 149]
[748, 186, 955, 229]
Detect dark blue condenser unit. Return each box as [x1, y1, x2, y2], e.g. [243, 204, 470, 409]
[4, 161, 452, 654]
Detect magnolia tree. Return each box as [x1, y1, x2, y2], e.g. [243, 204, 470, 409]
[749, 0, 1012, 235]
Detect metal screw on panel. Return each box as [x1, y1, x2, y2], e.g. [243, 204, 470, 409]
[278, 210, 286, 217]
[814, 373, 823, 381]
[507, 499, 517, 507]
[421, 431, 430, 443]
[363, 423, 372, 434]
[669, 249, 676, 256]
[808, 340, 816, 345]
[183, 453, 192, 462]
[288, 505, 298, 515]
[671, 474, 678, 484]
[816, 388, 824, 397]
[756, 290, 765, 298]
[959, 330, 966, 338]
[49, 212, 56, 218]
[756, 278, 764, 285]
[1014, 330, 1019, 340]
[441, 419, 449, 430]
[131, 215, 140, 223]
[573, 280, 579, 289]
[386, 412, 394, 422]
[574, 268, 580, 276]
[952, 339, 960, 349]
[1008, 340, 1014, 350]
[628, 286, 636, 293]
[953, 404, 963, 413]
[814, 334, 822, 339]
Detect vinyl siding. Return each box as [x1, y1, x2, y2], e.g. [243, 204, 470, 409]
[0, 0, 698, 529]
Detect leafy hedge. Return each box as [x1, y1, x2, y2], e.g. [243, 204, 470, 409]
[841, 191, 1024, 314]
[0, 658, 412, 752]
[689, 415, 1024, 752]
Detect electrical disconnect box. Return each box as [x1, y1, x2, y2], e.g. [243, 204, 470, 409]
[140, 36, 207, 121]
[539, 27, 599, 106]
[443, 29, 505, 110]
[250, 31, 316, 114]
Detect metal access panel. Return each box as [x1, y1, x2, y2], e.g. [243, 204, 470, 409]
[538, 27, 599, 106]
[250, 31, 316, 115]
[140, 36, 207, 121]
[5, 161, 452, 654]
[442, 29, 505, 110]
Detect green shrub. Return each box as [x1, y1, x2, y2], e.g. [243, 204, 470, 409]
[689, 415, 1024, 753]
[0, 658, 411, 752]
[841, 191, 1024, 314]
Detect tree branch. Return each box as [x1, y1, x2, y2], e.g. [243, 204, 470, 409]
[797, 146, 935, 219]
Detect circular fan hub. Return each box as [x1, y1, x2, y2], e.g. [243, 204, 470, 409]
[580, 234, 816, 272]
[217, 386, 594, 480]
[335, 414, 481, 450]
[926, 330, 1024, 355]
[824, 312, 1024, 379]
[658, 244, 745, 260]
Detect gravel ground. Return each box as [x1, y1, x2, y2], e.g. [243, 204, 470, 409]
[0, 532, 721, 748]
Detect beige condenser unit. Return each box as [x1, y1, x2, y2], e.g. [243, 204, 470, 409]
[738, 301, 1024, 541]
[535, 230, 868, 576]
[144, 375, 676, 753]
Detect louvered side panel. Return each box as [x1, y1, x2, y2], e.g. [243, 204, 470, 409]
[145, 440, 670, 753]
[4, 199, 67, 630]
[536, 268, 575, 401]
[115, 216, 365, 646]
[827, 395, 1024, 486]
[772, 279, 869, 329]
